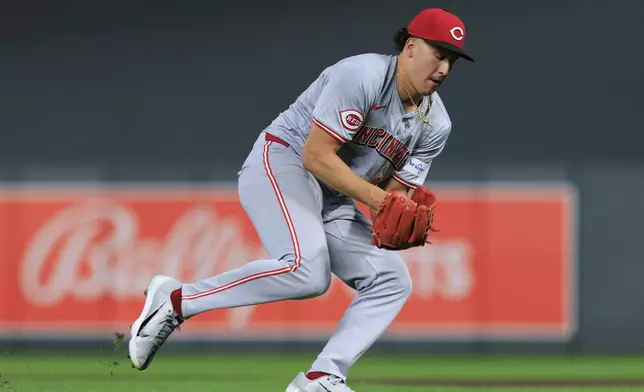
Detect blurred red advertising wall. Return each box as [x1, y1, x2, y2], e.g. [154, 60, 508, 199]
[0, 183, 576, 341]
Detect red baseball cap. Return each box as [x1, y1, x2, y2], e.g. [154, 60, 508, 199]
[407, 8, 474, 62]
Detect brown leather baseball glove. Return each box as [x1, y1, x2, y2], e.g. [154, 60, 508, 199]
[371, 187, 438, 250]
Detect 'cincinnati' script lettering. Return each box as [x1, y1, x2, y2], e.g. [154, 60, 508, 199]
[352, 126, 409, 169]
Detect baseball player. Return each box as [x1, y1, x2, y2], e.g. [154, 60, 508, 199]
[128, 8, 473, 392]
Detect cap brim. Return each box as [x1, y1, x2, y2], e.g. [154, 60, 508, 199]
[426, 40, 475, 62]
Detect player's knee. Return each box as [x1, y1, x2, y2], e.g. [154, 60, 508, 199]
[302, 251, 332, 298]
[292, 272, 330, 300]
[288, 247, 331, 299]
[307, 273, 332, 298]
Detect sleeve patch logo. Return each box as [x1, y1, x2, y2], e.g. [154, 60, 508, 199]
[339, 109, 364, 131]
[403, 157, 428, 177]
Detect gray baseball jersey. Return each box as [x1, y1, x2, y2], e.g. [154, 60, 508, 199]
[180, 53, 454, 384]
[267, 52, 452, 193]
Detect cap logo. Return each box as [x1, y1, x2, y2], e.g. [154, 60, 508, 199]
[450, 27, 464, 41]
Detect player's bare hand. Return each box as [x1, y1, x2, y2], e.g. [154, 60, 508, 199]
[367, 187, 389, 211]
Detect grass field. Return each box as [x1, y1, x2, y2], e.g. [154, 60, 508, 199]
[2, 350, 644, 391]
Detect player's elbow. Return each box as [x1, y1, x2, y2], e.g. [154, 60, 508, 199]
[303, 124, 343, 174]
[302, 143, 327, 174]
[301, 147, 316, 172]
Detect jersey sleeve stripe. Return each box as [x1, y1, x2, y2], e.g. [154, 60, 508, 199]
[393, 173, 418, 189]
[182, 138, 301, 301]
[312, 117, 349, 143]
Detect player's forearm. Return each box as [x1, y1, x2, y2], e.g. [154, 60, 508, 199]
[303, 150, 387, 210]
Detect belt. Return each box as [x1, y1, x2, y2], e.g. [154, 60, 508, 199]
[265, 132, 290, 148]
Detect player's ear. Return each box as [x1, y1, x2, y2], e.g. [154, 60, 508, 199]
[405, 37, 417, 58]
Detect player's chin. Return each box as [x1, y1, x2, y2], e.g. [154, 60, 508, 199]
[422, 86, 438, 96]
